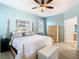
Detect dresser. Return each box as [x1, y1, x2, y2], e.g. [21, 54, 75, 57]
[73, 32, 78, 48]
[48, 26, 61, 43]
[73, 32, 78, 41]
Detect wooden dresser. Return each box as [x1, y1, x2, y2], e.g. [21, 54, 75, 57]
[73, 32, 78, 48]
[48, 26, 60, 43]
[73, 32, 78, 41]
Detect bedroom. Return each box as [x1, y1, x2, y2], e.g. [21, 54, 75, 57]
[0, 0, 79, 59]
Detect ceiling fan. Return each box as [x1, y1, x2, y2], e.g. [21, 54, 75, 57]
[32, 0, 54, 12]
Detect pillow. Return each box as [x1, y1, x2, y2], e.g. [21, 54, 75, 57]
[22, 32, 26, 36]
[24, 32, 32, 36]
[12, 32, 23, 38]
[37, 33, 44, 35]
[23, 32, 35, 36]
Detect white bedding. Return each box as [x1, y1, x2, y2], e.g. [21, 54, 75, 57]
[12, 34, 53, 59]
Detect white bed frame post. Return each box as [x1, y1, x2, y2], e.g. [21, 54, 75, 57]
[22, 44, 38, 59]
[22, 44, 28, 59]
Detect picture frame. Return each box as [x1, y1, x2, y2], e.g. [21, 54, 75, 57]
[16, 20, 33, 32]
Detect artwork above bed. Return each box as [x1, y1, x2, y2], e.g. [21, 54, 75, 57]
[16, 20, 33, 33]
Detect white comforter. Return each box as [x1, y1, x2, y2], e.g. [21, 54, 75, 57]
[12, 34, 53, 59]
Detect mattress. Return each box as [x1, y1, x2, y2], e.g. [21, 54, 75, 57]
[12, 34, 53, 59]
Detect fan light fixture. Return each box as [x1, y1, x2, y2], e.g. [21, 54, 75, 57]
[40, 6, 46, 12]
[32, 0, 54, 12]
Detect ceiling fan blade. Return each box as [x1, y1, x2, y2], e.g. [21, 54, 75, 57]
[46, 0, 53, 4]
[41, 0, 44, 4]
[34, 0, 40, 4]
[46, 6, 54, 9]
[32, 7, 37, 9]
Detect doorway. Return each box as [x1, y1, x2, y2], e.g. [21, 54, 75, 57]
[64, 16, 77, 48]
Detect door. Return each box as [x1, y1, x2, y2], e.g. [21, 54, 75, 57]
[64, 16, 77, 48]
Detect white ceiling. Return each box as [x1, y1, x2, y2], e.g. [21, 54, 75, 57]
[0, 0, 79, 17]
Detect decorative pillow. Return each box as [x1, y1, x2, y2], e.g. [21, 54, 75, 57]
[37, 33, 44, 35]
[23, 32, 35, 36]
[25, 32, 32, 36]
[22, 32, 26, 36]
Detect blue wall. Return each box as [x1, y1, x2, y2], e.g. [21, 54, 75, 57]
[0, 4, 44, 36]
[45, 14, 64, 42]
[46, 14, 64, 31]
[64, 4, 79, 48]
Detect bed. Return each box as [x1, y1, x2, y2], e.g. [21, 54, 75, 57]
[11, 34, 53, 59]
[10, 20, 53, 59]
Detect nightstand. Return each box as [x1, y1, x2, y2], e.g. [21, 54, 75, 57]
[38, 46, 59, 59]
[0, 38, 10, 52]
